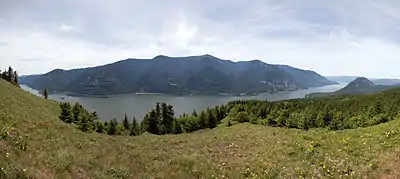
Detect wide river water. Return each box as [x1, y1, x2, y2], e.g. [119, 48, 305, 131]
[21, 84, 345, 121]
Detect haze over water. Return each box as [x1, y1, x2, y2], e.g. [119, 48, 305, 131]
[21, 84, 345, 121]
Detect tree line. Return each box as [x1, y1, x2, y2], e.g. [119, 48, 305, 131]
[58, 101, 228, 136]
[221, 88, 400, 130]
[1, 66, 19, 87]
[59, 102, 142, 136]
[58, 87, 400, 136]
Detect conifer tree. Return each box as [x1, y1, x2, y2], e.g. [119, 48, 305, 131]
[122, 113, 130, 131]
[192, 109, 198, 117]
[161, 103, 174, 134]
[13, 71, 18, 84]
[198, 111, 208, 128]
[59, 102, 73, 123]
[43, 88, 48, 99]
[7, 66, 13, 82]
[78, 114, 91, 132]
[107, 118, 118, 135]
[72, 103, 81, 123]
[207, 109, 218, 128]
[130, 117, 139, 136]
[147, 110, 159, 134]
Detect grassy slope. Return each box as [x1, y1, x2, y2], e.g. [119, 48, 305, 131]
[1, 78, 400, 179]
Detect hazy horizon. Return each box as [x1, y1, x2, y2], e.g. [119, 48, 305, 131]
[2, 0, 400, 78]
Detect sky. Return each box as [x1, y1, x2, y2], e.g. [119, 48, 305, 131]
[1, 0, 400, 77]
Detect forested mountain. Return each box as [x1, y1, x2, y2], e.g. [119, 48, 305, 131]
[20, 55, 336, 96]
[328, 76, 400, 85]
[307, 77, 400, 98]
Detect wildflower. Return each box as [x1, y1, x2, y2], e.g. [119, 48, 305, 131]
[23, 169, 27, 172]
[5, 152, 9, 158]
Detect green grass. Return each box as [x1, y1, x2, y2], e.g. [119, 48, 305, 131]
[1, 78, 400, 178]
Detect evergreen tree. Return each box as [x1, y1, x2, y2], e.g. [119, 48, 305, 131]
[155, 102, 161, 120]
[107, 118, 118, 135]
[13, 71, 18, 84]
[198, 111, 208, 128]
[43, 88, 48, 99]
[192, 109, 198, 117]
[161, 103, 174, 134]
[130, 117, 139, 136]
[122, 113, 130, 131]
[77, 113, 91, 132]
[207, 109, 218, 128]
[7, 66, 13, 82]
[59, 102, 73, 123]
[147, 110, 159, 134]
[72, 103, 81, 123]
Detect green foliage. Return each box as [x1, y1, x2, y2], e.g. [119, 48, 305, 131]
[129, 117, 140, 136]
[212, 89, 400, 130]
[0, 66, 19, 87]
[122, 113, 130, 131]
[107, 119, 118, 135]
[59, 102, 73, 123]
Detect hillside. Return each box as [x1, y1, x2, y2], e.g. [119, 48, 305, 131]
[307, 77, 399, 98]
[328, 76, 400, 85]
[19, 55, 336, 96]
[2, 79, 400, 178]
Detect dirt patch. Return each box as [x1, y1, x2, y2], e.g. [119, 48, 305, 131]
[378, 149, 400, 179]
[70, 167, 91, 179]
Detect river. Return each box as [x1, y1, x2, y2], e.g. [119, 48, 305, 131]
[21, 84, 346, 121]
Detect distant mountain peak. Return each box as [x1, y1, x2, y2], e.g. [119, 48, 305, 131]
[200, 54, 216, 58]
[45, 69, 65, 75]
[349, 77, 375, 88]
[335, 77, 375, 94]
[153, 55, 170, 59]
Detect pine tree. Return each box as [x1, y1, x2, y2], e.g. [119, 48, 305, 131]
[7, 66, 13, 82]
[43, 88, 48, 99]
[59, 102, 73, 123]
[207, 109, 218, 128]
[198, 111, 208, 128]
[72, 103, 81, 123]
[161, 103, 174, 134]
[192, 109, 198, 117]
[147, 110, 159, 134]
[13, 71, 18, 84]
[107, 118, 118, 135]
[155, 102, 161, 120]
[122, 113, 130, 131]
[77, 113, 91, 132]
[130, 117, 139, 136]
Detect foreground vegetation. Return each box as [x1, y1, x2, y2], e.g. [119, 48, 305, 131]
[2, 78, 400, 178]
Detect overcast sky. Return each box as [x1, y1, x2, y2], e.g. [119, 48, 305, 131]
[1, 0, 400, 77]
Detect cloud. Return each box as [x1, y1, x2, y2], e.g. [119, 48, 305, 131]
[59, 23, 76, 32]
[1, 0, 400, 78]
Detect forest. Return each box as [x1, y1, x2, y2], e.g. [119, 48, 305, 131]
[58, 85, 400, 136]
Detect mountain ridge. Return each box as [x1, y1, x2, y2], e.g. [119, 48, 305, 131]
[307, 77, 400, 98]
[20, 55, 337, 96]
